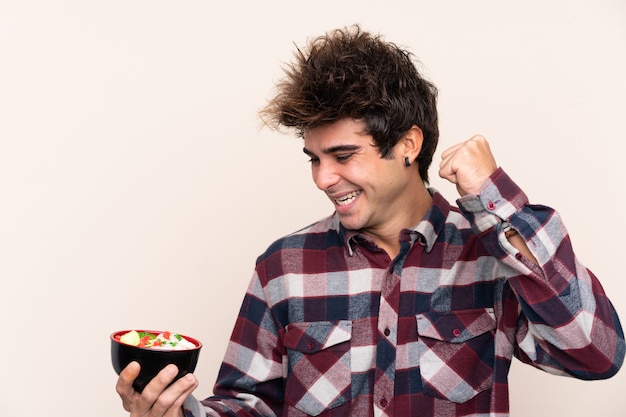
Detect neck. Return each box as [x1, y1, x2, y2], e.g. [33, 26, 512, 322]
[370, 181, 433, 259]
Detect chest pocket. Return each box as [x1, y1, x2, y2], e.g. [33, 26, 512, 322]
[283, 320, 352, 416]
[416, 307, 496, 403]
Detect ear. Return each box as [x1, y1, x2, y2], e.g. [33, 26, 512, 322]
[400, 125, 424, 162]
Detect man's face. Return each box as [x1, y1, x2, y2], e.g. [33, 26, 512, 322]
[303, 118, 414, 236]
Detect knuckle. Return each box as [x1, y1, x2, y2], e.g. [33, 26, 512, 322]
[154, 392, 173, 410]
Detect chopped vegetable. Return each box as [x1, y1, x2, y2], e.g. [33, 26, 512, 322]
[118, 330, 196, 350]
[119, 330, 140, 346]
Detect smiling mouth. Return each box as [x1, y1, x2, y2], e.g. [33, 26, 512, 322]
[334, 191, 361, 206]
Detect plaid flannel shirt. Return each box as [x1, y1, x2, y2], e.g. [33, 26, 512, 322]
[184, 168, 624, 417]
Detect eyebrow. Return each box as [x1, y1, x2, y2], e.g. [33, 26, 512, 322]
[302, 144, 362, 157]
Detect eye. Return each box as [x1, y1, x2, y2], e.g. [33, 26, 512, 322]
[307, 156, 320, 165]
[336, 153, 354, 163]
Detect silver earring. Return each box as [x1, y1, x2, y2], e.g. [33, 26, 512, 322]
[404, 157, 411, 167]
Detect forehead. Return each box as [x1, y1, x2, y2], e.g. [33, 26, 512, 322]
[303, 119, 370, 149]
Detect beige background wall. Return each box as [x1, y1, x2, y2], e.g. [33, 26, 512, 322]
[1, 1, 624, 416]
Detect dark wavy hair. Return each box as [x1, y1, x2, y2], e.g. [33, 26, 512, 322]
[260, 25, 439, 183]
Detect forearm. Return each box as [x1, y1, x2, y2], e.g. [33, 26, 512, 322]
[505, 260, 625, 378]
[503, 222, 624, 377]
[502, 226, 538, 266]
[459, 168, 625, 377]
[508, 213, 624, 377]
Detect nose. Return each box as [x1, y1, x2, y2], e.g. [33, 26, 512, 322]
[312, 160, 339, 191]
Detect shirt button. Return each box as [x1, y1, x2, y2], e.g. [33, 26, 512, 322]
[487, 201, 496, 210]
[384, 328, 390, 336]
[380, 398, 388, 407]
[452, 328, 461, 337]
[307, 341, 315, 350]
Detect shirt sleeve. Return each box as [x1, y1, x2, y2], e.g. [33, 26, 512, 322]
[457, 167, 625, 379]
[182, 270, 285, 417]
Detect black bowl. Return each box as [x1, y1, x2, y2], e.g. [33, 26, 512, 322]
[110, 330, 202, 393]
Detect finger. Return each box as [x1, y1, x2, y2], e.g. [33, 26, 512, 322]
[118, 365, 196, 417]
[138, 364, 180, 407]
[117, 361, 141, 411]
[438, 162, 457, 184]
[438, 150, 458, 183]
[160, 374, 199, 417]
[439, 142, 464, 161]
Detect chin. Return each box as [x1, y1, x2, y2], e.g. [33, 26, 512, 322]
[337, 216, 366, 232]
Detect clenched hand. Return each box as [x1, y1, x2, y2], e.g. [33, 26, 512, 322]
[439, 135, 498, 196]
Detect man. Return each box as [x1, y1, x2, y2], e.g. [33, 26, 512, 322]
[116, 25, 624, 417]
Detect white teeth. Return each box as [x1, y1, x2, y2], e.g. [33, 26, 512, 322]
[335, 191, 360, 206]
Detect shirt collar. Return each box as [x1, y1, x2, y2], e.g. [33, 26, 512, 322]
[334, 188, 452, 255]
[413, 189, 451, 252]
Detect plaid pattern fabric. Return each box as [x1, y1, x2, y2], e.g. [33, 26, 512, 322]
[283, 321, 353, 415]
[187, 168, 624, 417]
